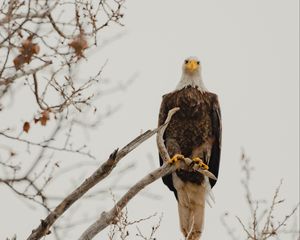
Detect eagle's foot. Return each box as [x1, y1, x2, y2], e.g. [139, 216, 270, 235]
[168, 154, 185, 168]
[192, 157, 209, 170]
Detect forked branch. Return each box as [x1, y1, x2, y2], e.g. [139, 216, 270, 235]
[78, 107, 180, 240]
[26, 108, 179, 240]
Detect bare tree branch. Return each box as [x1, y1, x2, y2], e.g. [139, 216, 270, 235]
[26, 109, 176, 240]
[79, 163, 175, 240]
[78, 107, 180, 240]
[0, 61, 52, 86]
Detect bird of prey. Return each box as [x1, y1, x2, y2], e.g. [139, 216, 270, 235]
[158, 57, 222, 240]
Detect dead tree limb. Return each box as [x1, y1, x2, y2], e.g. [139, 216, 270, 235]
[26, 108, 178, 240]
[78, 107, 180, 240]
[79, 163, 175, 240]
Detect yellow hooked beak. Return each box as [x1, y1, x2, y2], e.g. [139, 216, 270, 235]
[185, 60, 199, 73]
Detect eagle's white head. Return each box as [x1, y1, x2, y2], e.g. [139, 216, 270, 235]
[176, 56, 207, 92]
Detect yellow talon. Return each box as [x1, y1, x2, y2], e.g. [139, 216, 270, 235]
[192, 157, 209, 170]
[192, 157, 201, 164]
[200, 162, 209, 170]
[168, 154, 185, 165]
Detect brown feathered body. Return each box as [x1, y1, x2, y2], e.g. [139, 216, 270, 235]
[158, 85, 221, 239]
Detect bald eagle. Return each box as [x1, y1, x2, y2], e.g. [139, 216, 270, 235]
[158, 57, 222, 240]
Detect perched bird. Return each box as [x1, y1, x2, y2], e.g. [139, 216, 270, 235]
[158, 57, 222, 240]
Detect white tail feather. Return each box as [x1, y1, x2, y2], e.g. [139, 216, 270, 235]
[204, 176, 215, 208]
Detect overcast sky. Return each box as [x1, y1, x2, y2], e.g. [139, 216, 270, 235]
[0, 0, 299, 239]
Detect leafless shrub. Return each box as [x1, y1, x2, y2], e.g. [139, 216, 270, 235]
[135, 214, 163, 240]
[107, 191, 162, 240]
[0, 0, 128, 239]
[0, 0, 124, 113]
[0, 0, 125, 190]
[221, 151, 300, 240]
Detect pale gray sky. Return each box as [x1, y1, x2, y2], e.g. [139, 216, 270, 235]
[0, 0, 299, 239]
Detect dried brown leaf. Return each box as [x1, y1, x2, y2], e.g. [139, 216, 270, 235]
[13, 36, 40, 69]
[34, 118, 39, 124]
[13, 55, 26, 70]
[69, 34, 88, 58]
[40, 111, 50, 126]
[23, 121, 30, 133]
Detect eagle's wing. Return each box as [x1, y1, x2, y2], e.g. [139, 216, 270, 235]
[208, 94, 222, 188]
[158, 95, 168, 128]
[158, 95, 178, 196]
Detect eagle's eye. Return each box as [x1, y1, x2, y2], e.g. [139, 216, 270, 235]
[196, 61, 200, 65]
[184, 60, 189, 64]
